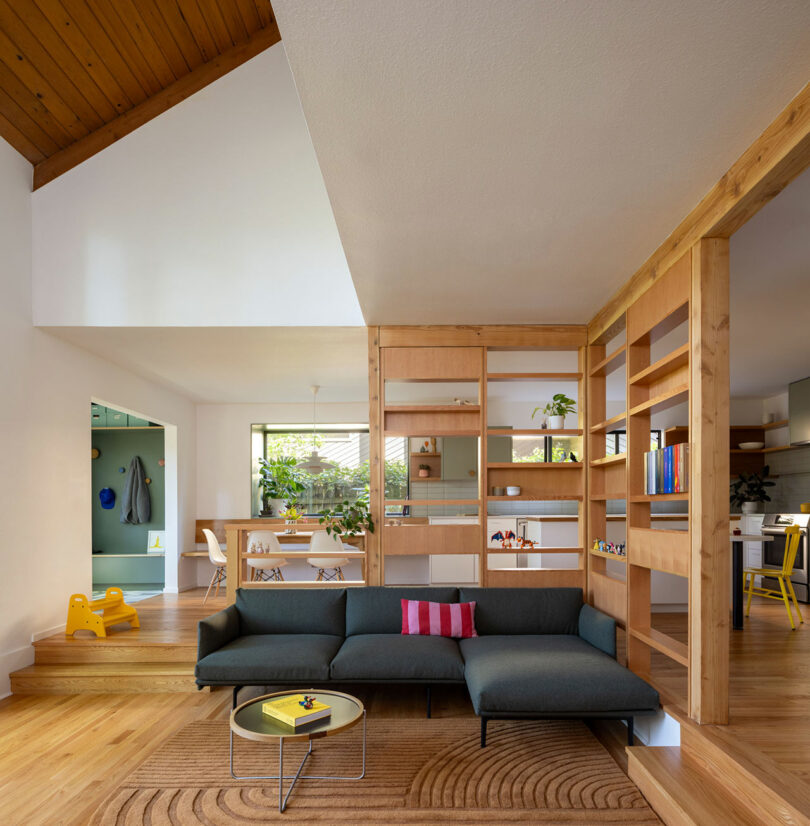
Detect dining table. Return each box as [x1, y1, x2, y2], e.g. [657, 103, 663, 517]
[730, 533, 773, 630]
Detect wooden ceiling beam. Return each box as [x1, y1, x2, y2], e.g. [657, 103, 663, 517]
[32, 21, 281, 190]
[588, 81, 810, 345]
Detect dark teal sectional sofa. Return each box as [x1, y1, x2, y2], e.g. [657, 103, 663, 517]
[195, 586, 659, 746]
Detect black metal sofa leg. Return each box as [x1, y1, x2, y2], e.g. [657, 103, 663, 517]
[627, 717, 634, 746]
[480, 717, 488, 748]
[426, 685, 432, 719]
[232, 685, 243, 709]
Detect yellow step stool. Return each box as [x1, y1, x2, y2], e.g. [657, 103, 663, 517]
[65, 587, 140, 638]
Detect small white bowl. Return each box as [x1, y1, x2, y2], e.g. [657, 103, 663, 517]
[506, 486, 521, 496]
[738, 441, 764, 450]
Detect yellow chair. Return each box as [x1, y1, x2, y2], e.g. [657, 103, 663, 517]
[744, 525, 804, 630]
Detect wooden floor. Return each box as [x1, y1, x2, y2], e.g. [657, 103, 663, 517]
[3, 589, 810, 824]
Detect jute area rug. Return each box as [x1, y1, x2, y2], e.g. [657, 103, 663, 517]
[91, 718, 660, 825]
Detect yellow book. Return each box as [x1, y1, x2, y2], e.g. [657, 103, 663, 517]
[261, 694, 331, 728]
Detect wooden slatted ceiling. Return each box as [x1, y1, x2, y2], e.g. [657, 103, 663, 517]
[0, 0, 280, 188]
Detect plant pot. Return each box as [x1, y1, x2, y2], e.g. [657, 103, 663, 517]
[741, 501, 759, 514]
[418, 469, 429, 478]
[548, 415, 565, 430]
[265, 498, 286, 517]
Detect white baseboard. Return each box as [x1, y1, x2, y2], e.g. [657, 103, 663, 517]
[162, 586, 180, 594]
[31, 624, 64, 642]
[0, 644, 36, 698]
[623, 709, 681, 746]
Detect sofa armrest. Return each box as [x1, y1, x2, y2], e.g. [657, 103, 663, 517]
[578, 604, 616, 658]
[197, 605, 240, 660]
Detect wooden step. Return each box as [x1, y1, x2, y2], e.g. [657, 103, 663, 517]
[10, 663, 197, 695]
[628, 746, 764, 826]
[33, 638, 197, 664]
[680, 722, 810, 826]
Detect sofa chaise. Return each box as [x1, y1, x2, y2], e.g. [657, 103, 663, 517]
[196, 586, 659, 745]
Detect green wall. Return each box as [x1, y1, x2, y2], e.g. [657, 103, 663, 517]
[91, 428, 165, 584]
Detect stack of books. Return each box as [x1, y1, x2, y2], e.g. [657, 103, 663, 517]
[261, 694, 332, 730]
[644, 444, 689, 494]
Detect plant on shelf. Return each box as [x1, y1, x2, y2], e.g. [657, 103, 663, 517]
[729, 466, 775, 514]
[258, 456, 306, 516]
[418, 463, 431, 478]
[319, 493, 375, 540]
[532, 393, 577, 429]
[281, 504, 304, 522]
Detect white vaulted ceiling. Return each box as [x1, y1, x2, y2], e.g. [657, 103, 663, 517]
[273, 0, 810, 325]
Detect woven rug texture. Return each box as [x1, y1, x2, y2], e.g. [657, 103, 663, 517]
[91, 717, 660, 825]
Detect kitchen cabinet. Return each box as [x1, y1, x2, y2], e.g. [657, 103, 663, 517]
[428, 516, 479, 584]
[442, 437, 478, 480]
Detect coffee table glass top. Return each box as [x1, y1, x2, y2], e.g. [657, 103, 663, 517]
[231, 690, 364, 742]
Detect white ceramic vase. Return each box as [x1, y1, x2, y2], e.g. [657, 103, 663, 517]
[741, 501, 758, 515]
[548, 415, 565, 430]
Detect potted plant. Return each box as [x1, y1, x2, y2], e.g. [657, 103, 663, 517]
[418, 463, 431, 478]
[730, 466, 775, 514]
[258, 456, 306, 517]
[319, 494, 375, 540]
[280, 503, 304, 533]
[532, 393, 577, 430]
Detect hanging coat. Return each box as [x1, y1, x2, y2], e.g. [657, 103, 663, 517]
[121, 456, 151, 524]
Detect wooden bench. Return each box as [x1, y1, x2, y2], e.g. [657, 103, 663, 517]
[65, 587, 140, 638]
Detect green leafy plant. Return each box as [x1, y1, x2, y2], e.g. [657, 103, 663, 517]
[531, 393, 577, 420]
[418, 463, 431, 471]
[729, 466, 775, 508]
[257, 456, 306, 507]
[319, 493, 375, 539]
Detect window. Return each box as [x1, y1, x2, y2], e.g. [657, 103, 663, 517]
[605, 430, 661, 456]
[251, 425, 407, 515]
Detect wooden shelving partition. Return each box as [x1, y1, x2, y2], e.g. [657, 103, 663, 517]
[369, 326, 588, 589]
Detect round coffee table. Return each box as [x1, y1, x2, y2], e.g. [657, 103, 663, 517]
[229, 689, 366, 812]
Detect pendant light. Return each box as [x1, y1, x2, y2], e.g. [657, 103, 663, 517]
[296, 385, 335, 474]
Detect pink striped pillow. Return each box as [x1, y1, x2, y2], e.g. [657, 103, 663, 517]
[401, 599, 478, 639]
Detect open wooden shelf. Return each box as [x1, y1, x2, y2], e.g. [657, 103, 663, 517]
[628, 343, 689, 387]
[761, 419, 789, 431]
[628, 385, 689, 417]
[589, 344, 627, 377]
[629, 627, 689, 668]
[92, 426, 163, 430]
[589, 492, 626, 501]
[486, 494, 583, 501]
[730, 445, 795, 454]
[589, 412, 626, 433]
[486, 372, 581, 381]
[490, 546, 584, 554]
[410, 452, 440, 457]
[384, 499, 480, 506]
[487, 462, 582, 469]
[630, 493, 689, 502]
[590, 453, 626, 467]
[487, 428, 582, 436]
[590, 548, 627, 562]
[385, 429, 480, 437]
[384, 404, 480, 412]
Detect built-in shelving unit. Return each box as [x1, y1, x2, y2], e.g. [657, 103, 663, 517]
[369, 326, 588, 589]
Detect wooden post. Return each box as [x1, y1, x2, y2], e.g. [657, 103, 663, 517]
[225, 524, 239, 605]
[367, 327, 383, 586]
[689, 237, 730, 724]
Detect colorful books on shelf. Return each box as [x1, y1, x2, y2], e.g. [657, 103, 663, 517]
[261, 694, 332, 729]
[644, 444, 689, 494]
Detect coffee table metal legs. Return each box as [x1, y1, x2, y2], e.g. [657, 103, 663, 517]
[229, 709, 367, 813]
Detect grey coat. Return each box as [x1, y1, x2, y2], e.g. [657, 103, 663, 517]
[121, 456, 151, 524]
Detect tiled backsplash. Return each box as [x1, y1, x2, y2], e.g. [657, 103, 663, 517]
[764, 445, 810, 512]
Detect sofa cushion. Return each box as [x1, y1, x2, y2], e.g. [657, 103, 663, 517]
[345, 587, 458, 635]
[195, 634, 344, 684]
[330, 634, 465, 682]
[460, 635, 659, 715]
[235, 587, 346, 636]
[459, 587, 582, 635]
[401, 599, 478, 638]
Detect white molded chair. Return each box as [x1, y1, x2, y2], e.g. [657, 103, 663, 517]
[246, 530, 288, 583]
[202, 528, 227, 604]
[307, 530, 350, 581]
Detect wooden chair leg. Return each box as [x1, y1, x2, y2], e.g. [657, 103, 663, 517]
[778, 577, 796, 629]
[745, 572, 754, 617]
[337, 568, 345, 582]
[277, 569, 285, 582]
[204, 568, 218, 604]
[786, 578, 804, 624]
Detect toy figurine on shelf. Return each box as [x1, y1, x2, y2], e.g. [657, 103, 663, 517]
[501, 529, 517, 548]
[592, 539, 601, 552]
[490, 531, 505, 544]
[518, 537, 535, 549]
[299, 695, 317, 710]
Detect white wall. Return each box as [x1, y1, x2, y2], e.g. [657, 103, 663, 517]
[0, 140, 197, 697]
[193, 402, 368, 585]
[31, 46, 363, 328]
